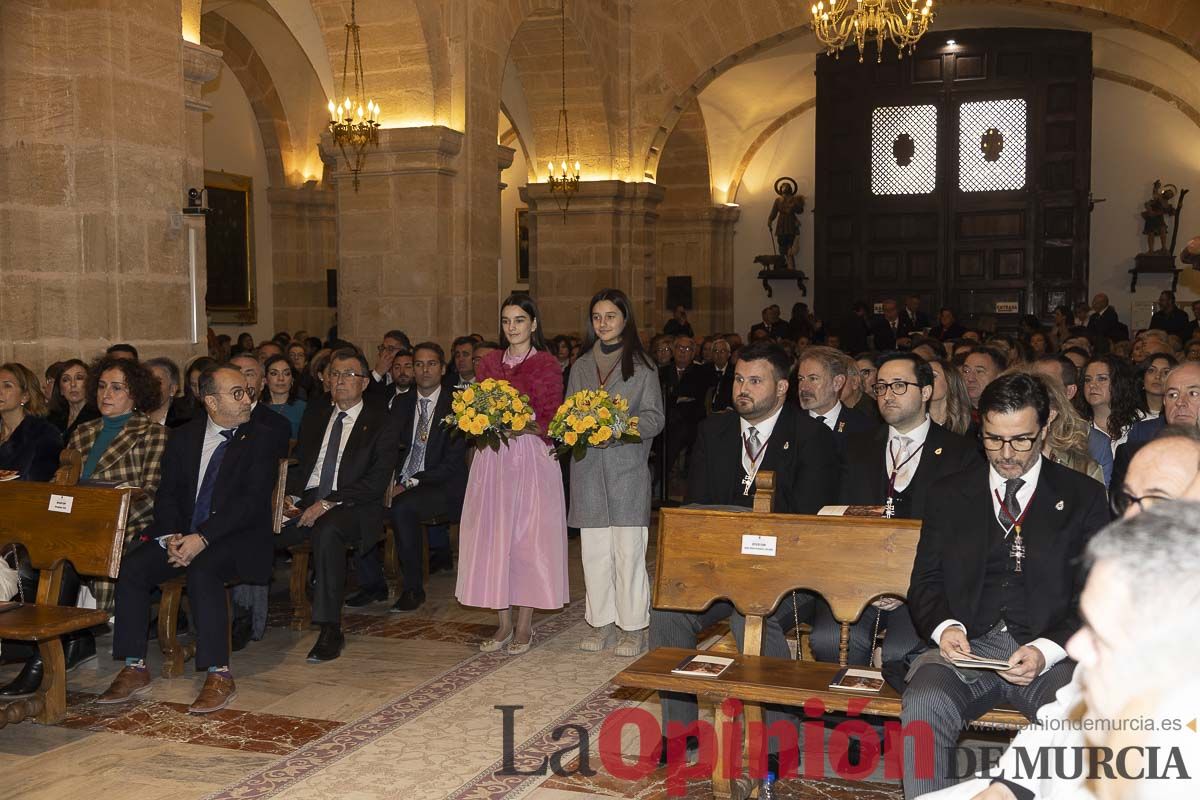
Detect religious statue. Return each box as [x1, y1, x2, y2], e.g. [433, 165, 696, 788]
[767, 177, 805, 272]
[1141, 180, 1178, 254]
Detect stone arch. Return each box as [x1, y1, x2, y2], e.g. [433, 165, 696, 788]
[201, 14, 292, 187]
[638, 0, 1200, 181]
[656, 100, 712, 209]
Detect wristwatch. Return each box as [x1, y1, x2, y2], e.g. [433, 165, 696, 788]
[320, 499, 336, 511]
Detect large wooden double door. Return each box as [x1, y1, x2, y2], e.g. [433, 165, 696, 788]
[814, 29, 1092, 333]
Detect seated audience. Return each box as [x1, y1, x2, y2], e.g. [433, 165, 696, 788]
[46, 358, 99, 440]
[1149, 290, 1190, 342]
[927, 357, 972, 436]
[901, 372, 1108, 797]
[0, 363, 63, 481]
[796, 346, 874, 450]
[870, 298, 910, 350]
[446, 335, 476, 387]
[660, 335, 708, 478]
[1019, 368, 1104, 484]
[278, 349, 401, 663]
[96, 364, 278, 713]
[705, 337, 734, 413]
[144, 357, 191, 428]
[650, 334, 675, 368]
[929, 307, 965, 341]
[961, 346, 1006, 413]
[351, 343, 467, 613]
[1138, 352, 1176, 419]
[750, 304, 790, 341]
[1111, 362, 1200, 490]
[369, 329, 412, 395]
[471, 340, 500, 373]
[263, 354, 307, 438]
[1032, 354, 1112, 484]
[387, 348, 414, 408]
[1083, 354, 1141, 460]
[650, 342, 838, 759]
[229, 353, 292, 452]
[663, 305, 694, 337]
[287, 342, 312, 398]
[106, 343, 139, 361]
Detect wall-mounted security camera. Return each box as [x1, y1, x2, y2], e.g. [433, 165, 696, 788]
[182, 187, 209, 215]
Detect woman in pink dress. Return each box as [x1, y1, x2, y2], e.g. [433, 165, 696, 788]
[455, 294, 568, 654]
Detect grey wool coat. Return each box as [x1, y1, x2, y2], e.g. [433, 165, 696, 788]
[565, 348, 665, 528]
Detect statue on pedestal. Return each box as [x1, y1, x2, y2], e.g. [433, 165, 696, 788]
[1141, 180, 1177, 254]
[767, 177, 804, 272]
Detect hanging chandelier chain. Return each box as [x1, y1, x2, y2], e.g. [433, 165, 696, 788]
[326, 0, 379, 191]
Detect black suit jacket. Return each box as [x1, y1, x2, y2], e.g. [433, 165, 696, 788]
[660, 364, 709, 426]
[393, 389, 469, 517]
[142, 415, 279, 583]
[705, 364, 734, 413]
[685, 402, 839, 514]
[1087, 306, 1122, 341]
[251, 403, 292, 460]
[903, 309, 931, 332]
[839, 421, 981, 519]
[870, 316, 911, 351]
[813, 403, 876, 461]
[286, 399, 401, 550]
[908, 458, 1109, 647]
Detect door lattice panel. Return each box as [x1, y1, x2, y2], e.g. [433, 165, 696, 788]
[958, 99, 1027, 192]
[870, 104, 938, 196]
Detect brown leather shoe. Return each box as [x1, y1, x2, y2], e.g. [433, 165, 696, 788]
[95, 665, 152, 704]
[188, 671, 237, 714]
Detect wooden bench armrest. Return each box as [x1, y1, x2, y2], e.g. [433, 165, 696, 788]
[0, 604, 110, 641]
[616, 647, 1028, 729]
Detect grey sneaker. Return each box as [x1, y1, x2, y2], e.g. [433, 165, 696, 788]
[614, 628, 648, 657]
[579, 622, 618, 652]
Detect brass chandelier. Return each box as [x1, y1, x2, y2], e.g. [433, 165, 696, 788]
[326, 0, 379, 190]
[811, 0, 935, 63]
[546, 0, 580, 216]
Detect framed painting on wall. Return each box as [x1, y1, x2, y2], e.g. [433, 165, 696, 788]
[516, 207, 530, 284]
[204, 170, 256, 324]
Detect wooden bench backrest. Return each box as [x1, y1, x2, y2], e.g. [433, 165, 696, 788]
[270, 457, 289, 534]
[654, 472, 921, 663]
[0, 481, 131, 582]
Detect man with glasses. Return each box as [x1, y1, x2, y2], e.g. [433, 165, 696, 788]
[279, 349, 401, 663]
[230, 353, 291, 456]
[1111, 428, 1200, 519]
[368, 329, 412, 398]
[660, 335, 708, 480]
[901, 372, 1109, 797]
[94, 364, 276, 713]
[827, 353, 979, 672]
[1112, 362, 1200, 490]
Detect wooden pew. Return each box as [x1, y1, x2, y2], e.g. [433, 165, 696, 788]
[614, 472, 1025, 798]
[0, 481, 131, 725]
[158, 457, 290, 676]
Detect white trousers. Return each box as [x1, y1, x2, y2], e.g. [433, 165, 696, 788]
[580, 526, 650, 630]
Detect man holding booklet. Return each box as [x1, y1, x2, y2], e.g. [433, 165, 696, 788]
[901, 373, 1109, 797]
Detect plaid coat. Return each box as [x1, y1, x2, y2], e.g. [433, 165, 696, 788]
[68, 412, 168, 543]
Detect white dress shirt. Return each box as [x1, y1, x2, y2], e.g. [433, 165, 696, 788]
[809, 401, 843, 432]
[886, 414, 931, 493]
[304, 400, 364, 492]
[196, 416, 237, 501]
[739, 405, 783, 478]
[932, 457, 1066, 673]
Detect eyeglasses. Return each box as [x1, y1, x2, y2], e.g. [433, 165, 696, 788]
[328, 370, 367, 382]
[872, 380, 920, 396]
[980, 430, 1042, 452]
[213, 387, 248, 401]
[377, 344, 401, 354]
[1110, 488, 1173, 517]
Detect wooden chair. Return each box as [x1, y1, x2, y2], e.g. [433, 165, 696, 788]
[158, 457, 290, 677]
[614, 472, 1025, 799]
[0, 481, 132, 726]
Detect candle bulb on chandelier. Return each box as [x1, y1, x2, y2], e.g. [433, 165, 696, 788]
[574, 161, 580, 176]
[328, 100, 336, 121]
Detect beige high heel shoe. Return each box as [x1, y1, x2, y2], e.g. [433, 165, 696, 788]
[479, 630, 514, 653]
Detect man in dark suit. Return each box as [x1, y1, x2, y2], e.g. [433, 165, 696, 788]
[279, 348, 401, 663]
[1112, 362, 1200, 490]
[869, 298, 911, 351]
[823, 353, 981, 671]
[902, 294, 930, 332]
[229, 353, 293, 455]
[349, 343, 468, 612]
[1149, 290, 1191, 341]
[366, 329, 411, 401]
[1086, 292, 1123, 342]
[704, 337, 734, 413]
[96, 364, 278, 713]
[796, 346, 875, 459]
[659, 335, 709, 478]
[749, 304, 790, 341]
[900, 373, 1109, 796]
[652, 342, 840, 758]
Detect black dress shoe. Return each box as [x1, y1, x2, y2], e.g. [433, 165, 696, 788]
[0, 656, 43, 697]
[344, 585, 388, 608]
[306, 624, 345, 663]
[428, 550, 454, 574]
[64, 631, 97, 671]
[231, 613, 253, 652]
[657, 735, 699, 767]
[390, 590, 425, 613]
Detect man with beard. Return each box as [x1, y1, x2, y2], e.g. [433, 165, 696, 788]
[387, 348, 414, 409]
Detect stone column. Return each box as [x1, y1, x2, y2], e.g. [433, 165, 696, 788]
[324, 126, 464, 347]
[519, 181, 667, 337]
[268, 183, 336, 337]
[182, 40, 223, 354]
[0, 2, 201, 365]
[655, 205, 740, 335]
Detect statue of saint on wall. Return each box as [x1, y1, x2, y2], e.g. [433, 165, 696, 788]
[767, 177, 805, 272]
[1141, 180, 1177, 255]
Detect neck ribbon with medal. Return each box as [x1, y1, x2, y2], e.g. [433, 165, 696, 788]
[741, 430, 771, 496]
[884, 439, 924, 518]
[994, 487, 1035, 572]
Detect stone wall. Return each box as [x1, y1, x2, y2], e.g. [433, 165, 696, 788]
[269, 183, 337, 338]
[0, 0, 202, 367]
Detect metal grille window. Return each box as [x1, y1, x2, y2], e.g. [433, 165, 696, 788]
[958, 99, 1027, 192]
[870, 104, 938, 196]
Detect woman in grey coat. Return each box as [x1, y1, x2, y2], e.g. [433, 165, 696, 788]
[567, 289, 665, 656]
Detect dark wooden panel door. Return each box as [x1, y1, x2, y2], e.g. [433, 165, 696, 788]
[815, 29, 1092, 337]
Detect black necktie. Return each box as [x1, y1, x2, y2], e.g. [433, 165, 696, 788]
[192, 428, 235, 531]
[1003, 478, 1024, 525]
[317, 411, 348, 500]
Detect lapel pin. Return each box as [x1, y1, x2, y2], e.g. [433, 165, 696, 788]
[783, 441, 790, 450]
[934, 447, 942, 455]
[837, 421, 845, 432]
[1055, 500, 1064, 511]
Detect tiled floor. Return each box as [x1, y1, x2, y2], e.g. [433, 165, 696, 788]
[0, 527, 904, 800]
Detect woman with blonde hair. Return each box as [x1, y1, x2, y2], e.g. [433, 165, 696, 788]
[927, 358, 971, 435]
[0, 362, 63, 481]
[1011, 366, 1104, 484]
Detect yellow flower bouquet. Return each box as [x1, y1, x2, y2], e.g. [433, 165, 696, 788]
[548, 389, 641, 462]
[441, 378, 535, 451]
